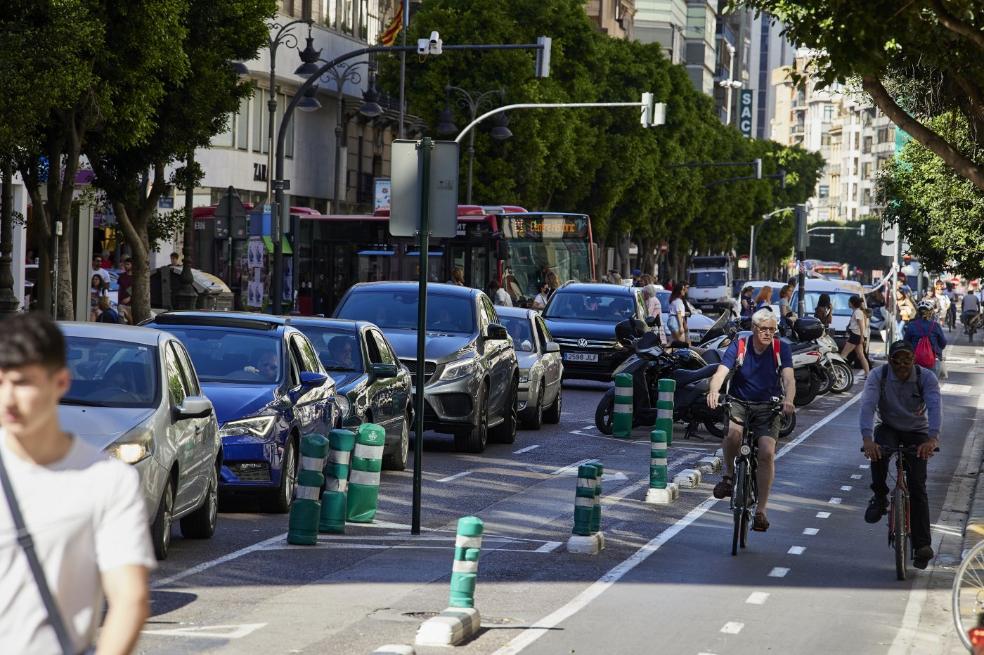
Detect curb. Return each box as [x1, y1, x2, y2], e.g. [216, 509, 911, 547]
[566, 532, 605, 554]
[415, 607, 481, 647]
[697, 456, 722, 475]
[961, 391, 984, 556]
[645, 482, 679, 505]
[673, 468, 702, 489]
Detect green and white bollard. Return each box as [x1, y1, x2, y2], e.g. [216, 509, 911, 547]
[415, 516, 485, 647]
[287, 433, 329, 545]
[655, 378, 676, 446]
[320, 428, 356, 534]
[645, 429, 678, 505]
[347, 423, 385, 523]
[613, 373, 633, 438]
[566, 462, 604, 554]
[449, 516, 484, 609]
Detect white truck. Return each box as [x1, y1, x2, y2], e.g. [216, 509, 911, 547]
[687, 255, 734, 314]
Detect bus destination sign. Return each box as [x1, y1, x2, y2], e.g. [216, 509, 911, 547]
[501, 214, 588, 240]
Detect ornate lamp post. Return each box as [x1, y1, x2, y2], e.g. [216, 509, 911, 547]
[435, 86, 511, 204]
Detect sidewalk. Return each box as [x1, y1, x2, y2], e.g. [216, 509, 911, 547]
[946, 332, 984, 556]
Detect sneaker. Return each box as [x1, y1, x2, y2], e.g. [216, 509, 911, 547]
[864, 495, 888, 523]
[713, 476, 734, 499]
[913, 545, 934, 569]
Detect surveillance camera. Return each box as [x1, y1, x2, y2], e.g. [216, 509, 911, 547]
[417, 30, 443, 55]
[429, 31, 440, 44]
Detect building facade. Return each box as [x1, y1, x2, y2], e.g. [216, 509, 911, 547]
[684, 0, 718, 97]
[584, 0, 637, 40]
[747, 12, 793, 139]
[634, 0, 687, 64]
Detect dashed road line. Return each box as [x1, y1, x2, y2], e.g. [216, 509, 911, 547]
[851, 474, 862, 479]
[437, 470, 474, 483]
[788, 546, 806, 555]
[745, 592, 770, 605]
[768, 567, 790, 578]
[534, 541, 563, 553]
[859, 464, 870, 469]
[816, 511, 831, 519]
[720, 622, 744, 634]
[803, 528, 819, 536]
[514, 445, 541, 454]
[829, 497, 843, 504]
[840, 485, 853, 491]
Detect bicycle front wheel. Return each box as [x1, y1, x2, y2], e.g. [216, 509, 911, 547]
[953, 540, 984, 650]
[894, 486, 908, 581]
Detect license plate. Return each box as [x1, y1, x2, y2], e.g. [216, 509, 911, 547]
[564, 352, 598, 362]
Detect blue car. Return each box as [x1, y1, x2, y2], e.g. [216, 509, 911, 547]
[144, 312, 337, 512]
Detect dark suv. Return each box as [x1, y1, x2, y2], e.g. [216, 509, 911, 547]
[543, 283, 652, 381]
[334, 282, 518, 453]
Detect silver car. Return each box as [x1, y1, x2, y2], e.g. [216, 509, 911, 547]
[496, 307, 564, 428]
[58, 323, 221, 560]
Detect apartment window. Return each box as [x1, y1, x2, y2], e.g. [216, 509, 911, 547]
[211, 116, 234, 148]
[823, 104, 834, 122]
[359, 0, 380, 42]
[236, 96, 249, 150]
[862, 136, 872, 153]
[340, 0, 354, 34]
[821, 134, 831, 146]
[321, 0, 337, 27]
[253, 88, 266, 153]
[862, 162, 873, 178]
[818, 184, 829, 198]
[862, 188, 872, 206]
[279, 92, 295, 159]
[854, 133, 860, 149]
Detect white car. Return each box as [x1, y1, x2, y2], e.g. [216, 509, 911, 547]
[496, 307, 564, 429]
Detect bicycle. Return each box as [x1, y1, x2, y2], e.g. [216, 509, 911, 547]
[723, 396, 783, 557]
[863, 443, 936, 581]
[953, 539, 984, 652]
[946, 302, 957, 332]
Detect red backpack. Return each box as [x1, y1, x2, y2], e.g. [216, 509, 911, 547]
[913, 323, 936, 369]
[736, 335, 781, 372]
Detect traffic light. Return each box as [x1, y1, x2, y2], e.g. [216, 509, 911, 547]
[640, 92, 653, 127]
[535, 36, 551, 78]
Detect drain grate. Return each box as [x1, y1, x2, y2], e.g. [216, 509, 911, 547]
[402, 611, 439, 620]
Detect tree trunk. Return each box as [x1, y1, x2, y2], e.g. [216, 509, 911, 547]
[114, 201, 151, 323]
[639, 237, 656, 276]
[56, 231, 73, 319]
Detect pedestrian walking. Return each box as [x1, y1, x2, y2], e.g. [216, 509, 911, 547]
[95, 296, 125, 324]
[814, 293, 833, 328]
[489, 279, 513, 307]
[0, 313, 154, 655]
[841, 294, 871, 379]
[89, 274, 109, 322]
[449, 268, 464, 286]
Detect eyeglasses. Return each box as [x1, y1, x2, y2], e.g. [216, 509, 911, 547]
[755, 326, 778, 333]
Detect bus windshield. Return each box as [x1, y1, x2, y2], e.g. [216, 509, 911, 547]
[500, 214, 592, 298]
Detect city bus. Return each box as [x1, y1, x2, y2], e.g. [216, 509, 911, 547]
[189, 204, 595, 315]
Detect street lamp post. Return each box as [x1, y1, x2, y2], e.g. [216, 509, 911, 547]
[436, 86, 509, 204]
[749, 207, 793, 279]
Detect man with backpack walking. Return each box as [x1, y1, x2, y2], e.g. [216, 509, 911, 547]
[0, 313, 154, 654]
[905, 300, 947, 377]
[707, 309, 796, 532]
[859, 340, 941, 569]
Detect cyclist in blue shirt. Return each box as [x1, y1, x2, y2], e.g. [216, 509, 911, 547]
[707, 308, 796, 532]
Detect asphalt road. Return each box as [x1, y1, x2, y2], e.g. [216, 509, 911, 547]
[138, 341, 984, 654]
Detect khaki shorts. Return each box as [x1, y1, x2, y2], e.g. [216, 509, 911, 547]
[729, 401, 780, 440]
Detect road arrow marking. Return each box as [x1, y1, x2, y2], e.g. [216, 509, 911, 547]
[142, 623, 267, 640]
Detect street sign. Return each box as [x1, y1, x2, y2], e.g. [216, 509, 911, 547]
[390, 139, 460, 238]
[739, 90, 754, 137]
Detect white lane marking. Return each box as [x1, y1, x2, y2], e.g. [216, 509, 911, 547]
[941, 383, 971, 394]
[769, 567, 790, 578]
[851, 474, 862, 479]
[534, 541, 562, 553]
[803, 528, 819, 536]
[745, 592, 770, 605]
[261, 543, 548, 553]
[491, 391, 863, 655]
[788, 546, 806, 555]
[142, 623, 267, 640]
[551, 458, 595, 475]
[153, 533, 287, 589]
[859, 464, 870, 469]
[437, 470, 473, 483]
[697, 652, 719, 655]
[582, 425, 595, 430]
[514, 445, 541, 454]
[816, 511, 831, 519]
[840, 485, 853, 491]
[829, 497, 843, 505]
[720, 622, 744, 634]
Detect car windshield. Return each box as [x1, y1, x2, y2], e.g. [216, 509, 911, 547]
[297, 327, 363, 372]
[545, 292, 636, 322]
[158, 326, 282, 383]
[689, 271, 726, 287]
[63, 337, 158, 408]
[792, 291, 858, 316]
[499, 315, 535, 352]
[749, 286, 782, 302]
[336, 290, 475, 334]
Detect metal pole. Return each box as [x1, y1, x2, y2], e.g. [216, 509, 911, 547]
[0, 162, 19, 316]
[748, 223, 756, 280]
[466, 129, 476, 205]
[797, 249, 806, 316]
[398, 0, 408, 138]
[412, 137, 433, 535]
[334, 91, 344, 213]
[454, 101, 644, 144]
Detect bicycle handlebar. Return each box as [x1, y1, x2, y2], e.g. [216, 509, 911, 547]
[858, 444, 940, 454]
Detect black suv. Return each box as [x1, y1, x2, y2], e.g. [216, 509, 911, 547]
[334, 282, 519, 453]
[543, 283, 654, 381]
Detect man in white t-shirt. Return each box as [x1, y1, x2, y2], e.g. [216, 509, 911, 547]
[0, 313, 155, 654]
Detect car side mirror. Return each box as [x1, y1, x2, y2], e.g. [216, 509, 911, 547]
[485, 323, 508, 340]
[545, 342, 560, 353]
[370, 362, 398, 380]
[300, 371, 329, 388]
[176, 395, 213, 420]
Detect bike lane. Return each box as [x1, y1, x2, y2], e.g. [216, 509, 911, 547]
[510, 373, 981, 655]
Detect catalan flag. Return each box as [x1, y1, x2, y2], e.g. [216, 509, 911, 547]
[379, 1, 404, 46]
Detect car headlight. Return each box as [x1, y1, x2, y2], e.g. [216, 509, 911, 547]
[519, 369, 530, 384]
[218, 415, 276, 439]
[438, 357, 477, 382]
[107, 427, 153, 465]
[336, 395, 351, 421]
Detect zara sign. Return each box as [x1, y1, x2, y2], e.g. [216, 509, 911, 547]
[738, 89, 754, 137]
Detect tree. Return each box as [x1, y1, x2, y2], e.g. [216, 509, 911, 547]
[13, 0, 189, 319]
[88, 0, 275, 322]
[879, 113, 984, 278]
[735, 0, 984, 192]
